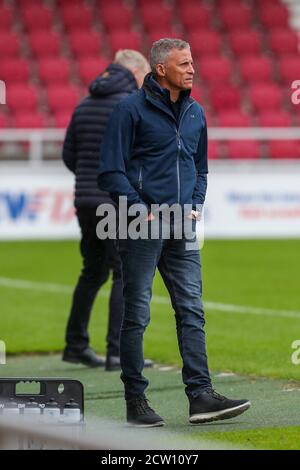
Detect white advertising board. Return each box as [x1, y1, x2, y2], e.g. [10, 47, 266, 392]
[204, 172, 300, 238]
[0, 168, 299, 239]
[0, 173, 79, 239]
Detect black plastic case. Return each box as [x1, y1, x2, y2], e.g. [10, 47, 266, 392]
[0, 377, 84, 421]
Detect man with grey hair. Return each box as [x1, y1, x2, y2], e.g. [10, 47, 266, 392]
[98, 39, 251, 426]
[62, 50, 152, 371]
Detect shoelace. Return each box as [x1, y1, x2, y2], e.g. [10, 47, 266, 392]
[205, 388, 226, 401]
[129, 398, 154, 415]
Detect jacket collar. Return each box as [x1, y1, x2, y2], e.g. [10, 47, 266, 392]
[142, 73, 193, 122]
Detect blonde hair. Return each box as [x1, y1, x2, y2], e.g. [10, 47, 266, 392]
[114, 49, 150, 73]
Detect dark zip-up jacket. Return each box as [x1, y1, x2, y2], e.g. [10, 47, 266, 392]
[98, 73, 208, 211]
[62, 63, 138, 208]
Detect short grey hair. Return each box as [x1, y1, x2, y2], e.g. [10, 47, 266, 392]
[114, 49, 150, 73]
[150, 38, 190, 74]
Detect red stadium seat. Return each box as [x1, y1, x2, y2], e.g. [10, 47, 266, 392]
[61, 5, 93, 31]
[6, 0, 298, 137]
[78, 57, 110, 85]
[69, 31, 102, 58]
[255, 0, 281, 6]
[227, 141, 261, 159]
[22, 6, 53, 31]
[279, 56, 300, 83]
[190, 85, 202, 103]
[180, 5, 212, 30]
[7, 85, 38, 113]
[101, 5, 133, 31]
[53, 111, 73, 128]
[260, 5, 289, 29]
[269, 29, 299, 56]
[269, 141, 300, 159]
[0, 114, 10, 129]
[250, 84, 283, 112]
[17, 0, 44, 6]
[109, 31, 142, 54]
[220, 5, 252, 30]
[0, 5, 13, 30]
[240, 56, 273, 83]
[217, 0, 246, 8]
[140, 5, 173, 32]
[13, 112, 48, 128]
[148, 29, 179, 44]
[0, 32, 20, 58]
[57, 0, 85, 5]
[208, 141, 221, 159]
[136, 0, 165, 5]
[258, 111, 292, 127]
[47, 86, 81, 113]
[0, 59, 30, 84]
[177, 0, 208, 5]
[229, 30, 261, 56]
[29, 31, 61, 58]
[217, 111, 252, 127]
[210, 85, 240, 111]
[189, 31, 221, 58]
[39, 58, 71, 85]
[199, 57, 231, 83]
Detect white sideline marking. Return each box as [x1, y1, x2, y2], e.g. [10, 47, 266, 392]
[0, 277, 72, 294]
[215, 372, 237, 378]
[0, 276, 300, 320]
[158, 366, 174, 372]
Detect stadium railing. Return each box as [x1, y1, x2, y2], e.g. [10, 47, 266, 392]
[0, 128, 300, 166]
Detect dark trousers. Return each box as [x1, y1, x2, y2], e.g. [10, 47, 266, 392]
[65, 207, 123, 357]
[118, 228, 212, 401]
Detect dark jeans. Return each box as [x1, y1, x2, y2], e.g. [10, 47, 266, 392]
[118, 227, 212, 401]
[65, 207, 123, 357]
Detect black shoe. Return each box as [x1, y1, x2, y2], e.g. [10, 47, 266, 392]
[105, 356, 154, 371]
[126, 396, 165, 427]
[62, 347, 105, 368]
[189, 388, 251, 424]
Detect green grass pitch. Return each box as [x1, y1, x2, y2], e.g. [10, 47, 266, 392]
[0, 239, 300, 449]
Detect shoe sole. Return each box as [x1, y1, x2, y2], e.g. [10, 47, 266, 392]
[189, 401, 251, 424]
[126, 421, 165, 428]
[62, 357, 104, 368]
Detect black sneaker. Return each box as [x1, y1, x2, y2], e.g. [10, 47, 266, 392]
[126, 396, 165, 428]
[62, 347, 105, 368]
[189, 389, 251, 424]
[106, 356, 154, 371]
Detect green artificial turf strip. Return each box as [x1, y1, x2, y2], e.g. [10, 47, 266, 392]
[2, 354, 300, 449]
[0, 240, 300, 383]
[209, 427, 300, 450]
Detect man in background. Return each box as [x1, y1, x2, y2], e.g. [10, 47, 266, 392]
[62, 50, 153, 371]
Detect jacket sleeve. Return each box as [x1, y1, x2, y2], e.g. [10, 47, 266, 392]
[62, 114, 77, 173]
[98, 102, 148, 209]
[192, 111, 208, 210]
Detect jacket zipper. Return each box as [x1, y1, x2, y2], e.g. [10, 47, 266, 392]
[175, 102, 194, 203]
[176, 132, 181, 203]
[138, 166, 143, 191]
